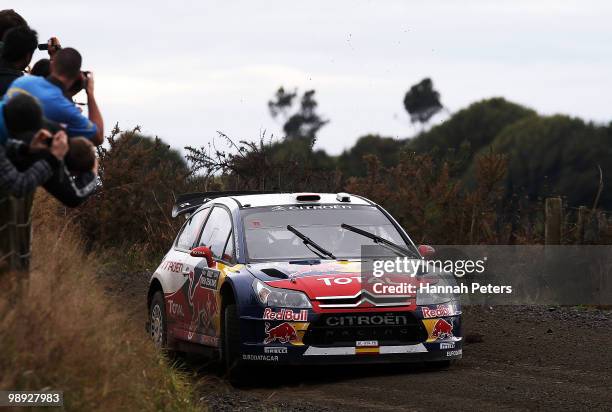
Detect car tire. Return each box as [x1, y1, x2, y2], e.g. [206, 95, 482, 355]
[223, 304, 246, 385]
[150, 291, 182, 359]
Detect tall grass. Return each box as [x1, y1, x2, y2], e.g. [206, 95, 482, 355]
[0, 193, 200, 411]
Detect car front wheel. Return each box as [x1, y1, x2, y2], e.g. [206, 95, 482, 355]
[223, 304, 247, 385]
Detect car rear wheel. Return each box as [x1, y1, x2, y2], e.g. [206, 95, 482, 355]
[150, 291, 183, 360]
[223, 304, 247, 385]
[150, 291, 167, 349]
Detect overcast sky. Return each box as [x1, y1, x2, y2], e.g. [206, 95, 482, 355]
[15, 0, 612, 155]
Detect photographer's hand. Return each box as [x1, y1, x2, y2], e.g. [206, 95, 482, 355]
[50, 131, 69, 160]
[85, 71, 95, 96]
[47, 37, 62, 59]
[30, 129, 53, 152]
[85, 71, 104, 146]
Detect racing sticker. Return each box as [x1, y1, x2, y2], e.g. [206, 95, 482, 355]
[264, 322, 297, 344]
[262, 322, 309, 345]
[242, 354, 279, 362]
[421, 304, 456, 319]
[264, 346, 288, 354]
[423, 318, 456, 341]
[187, 264, 220, 340]
[263, 308, 308, 321]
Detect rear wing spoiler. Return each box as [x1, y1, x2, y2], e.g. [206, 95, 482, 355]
[171, 191, 282, 218]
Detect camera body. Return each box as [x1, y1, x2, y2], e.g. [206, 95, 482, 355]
[67, 71, 90, 96]
[37, 43, 61, 52]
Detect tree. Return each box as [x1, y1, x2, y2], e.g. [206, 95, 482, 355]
[268, 87, 328, 146]
[407, 97, 536, 173]
[403, 78, 444, 126]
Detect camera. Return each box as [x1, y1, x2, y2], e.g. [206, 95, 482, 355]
[67, 71, 91, 96]
[42, 120, 66, 146]
[37, 43, 61, 52]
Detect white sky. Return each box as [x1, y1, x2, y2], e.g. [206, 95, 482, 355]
[14, 0, 612, 155]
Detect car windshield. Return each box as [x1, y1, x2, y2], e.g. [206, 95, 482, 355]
[242, 204, 413, 261]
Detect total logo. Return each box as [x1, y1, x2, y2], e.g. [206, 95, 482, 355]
[421, 305, 455, 319]
[317, 276, 361, 286]
[167, 299, 184, 317]
[263, 308, 308, 322]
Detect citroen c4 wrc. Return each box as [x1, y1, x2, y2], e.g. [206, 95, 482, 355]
[146, 192, 462, 381]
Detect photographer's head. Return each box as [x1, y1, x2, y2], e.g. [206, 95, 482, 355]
[3, 93, 43, 139]
[0, 9, 27, 40]
[50, 47, 82, 89]
[1, 25, 37, 70]
[65, 137, 95, 174]
[30, 58, 51, 77]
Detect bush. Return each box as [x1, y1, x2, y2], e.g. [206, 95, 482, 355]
[78, 126, 190, 262]
[0, 193, 198, 411]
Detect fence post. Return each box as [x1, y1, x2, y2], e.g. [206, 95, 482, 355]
[576, 206, 588, 244]
[545, 197, 562, 245]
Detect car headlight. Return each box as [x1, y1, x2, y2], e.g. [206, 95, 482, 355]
[252, 279, 312, 308]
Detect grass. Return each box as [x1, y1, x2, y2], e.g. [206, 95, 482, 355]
[0, 193, 201, 411]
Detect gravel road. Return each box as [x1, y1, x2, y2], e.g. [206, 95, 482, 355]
[100, 270, 612, 411]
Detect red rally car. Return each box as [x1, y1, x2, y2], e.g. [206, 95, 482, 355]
[147, 192, 462, 380]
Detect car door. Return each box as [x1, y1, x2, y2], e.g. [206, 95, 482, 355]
[164, 208, 210, 335]
[182, 205, 235, 345]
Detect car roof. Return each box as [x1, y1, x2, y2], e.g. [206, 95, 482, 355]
[226, 192, 373, 208]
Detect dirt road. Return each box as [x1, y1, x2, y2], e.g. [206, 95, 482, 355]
[102, 271, 612, 411]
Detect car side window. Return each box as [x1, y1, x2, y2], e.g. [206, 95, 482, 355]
[223, 231, 235, 262]
[197, 206, 234, 261]
[175, 209, 209, 250]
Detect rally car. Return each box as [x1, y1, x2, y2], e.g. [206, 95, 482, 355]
[147, 192, 462, 381]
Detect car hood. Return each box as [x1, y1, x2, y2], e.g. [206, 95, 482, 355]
[247, 260, 426, 302]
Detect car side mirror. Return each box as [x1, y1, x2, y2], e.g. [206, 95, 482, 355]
[191, 246, 215, 268]
[418, 244, 436, 258]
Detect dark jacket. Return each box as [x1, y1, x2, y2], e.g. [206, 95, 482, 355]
[0, 61, 22, 97]
[6, 139, 98, 207]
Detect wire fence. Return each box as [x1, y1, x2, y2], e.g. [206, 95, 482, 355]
[0, 193, 34, 273]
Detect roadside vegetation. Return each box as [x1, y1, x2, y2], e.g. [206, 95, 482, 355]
[0, 192, 200, 411]
[69, 82, 610, 271]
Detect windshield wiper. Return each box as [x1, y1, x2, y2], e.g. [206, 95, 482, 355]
[287, 225, 337, 260]
[341, 223, 418, 258]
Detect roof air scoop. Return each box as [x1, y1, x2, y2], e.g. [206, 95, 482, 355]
[296, 193, 321, 202]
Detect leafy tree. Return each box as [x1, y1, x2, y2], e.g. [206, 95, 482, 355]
[485, 115, 612, 208]
[403, 78, 444, 126]
[268, 87, 328, 146]
[338, 135, 404, 177]
[407, 98, 536, 174]
[79, 126, 189, 257]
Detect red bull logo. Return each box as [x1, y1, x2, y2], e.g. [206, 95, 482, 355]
[432, 319, 454, 339]
[187, 269, 218, 340]
[264, 322, 297, 344]
[263, 308, 308, 321]
[422, 304, 454, 319]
